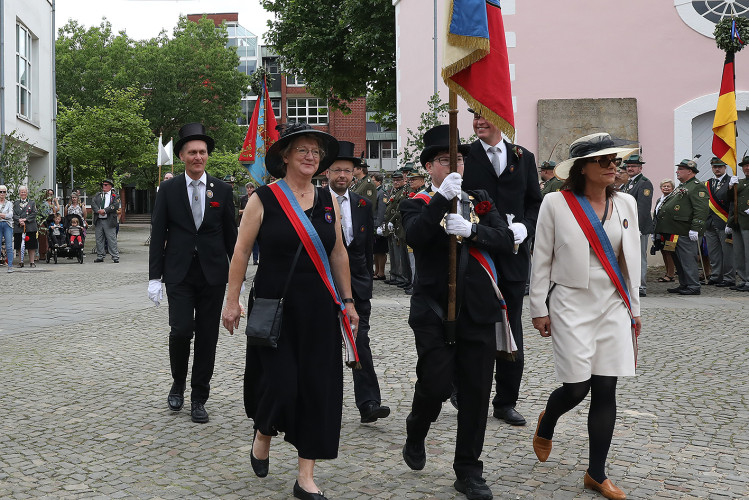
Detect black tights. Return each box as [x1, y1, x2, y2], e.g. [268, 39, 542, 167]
[537, 375, 617, 484]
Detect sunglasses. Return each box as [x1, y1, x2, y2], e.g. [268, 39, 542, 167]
[589, 156, 620, 168]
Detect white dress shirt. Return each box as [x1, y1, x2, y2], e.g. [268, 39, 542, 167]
[330, 187, 353, 245]
[186, 172, 207, 219]
[480, 139, 508, 176]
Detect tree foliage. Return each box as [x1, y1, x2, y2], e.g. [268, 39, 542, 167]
[262, 0, 396, 127]
[0, 131, 43, 200]
[57, 88, 154, 194]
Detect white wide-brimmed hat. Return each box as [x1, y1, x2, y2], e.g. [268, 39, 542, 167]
[554, 133, 638, 180]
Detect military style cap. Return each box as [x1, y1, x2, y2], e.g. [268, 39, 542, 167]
[676, 159, 699, 173]
[624, 154, 645, 165]
[539, 161, 556, 170]
[739, 156, 749, 166]
[408, 167, 428, 178]
[709, 157, 727, 167]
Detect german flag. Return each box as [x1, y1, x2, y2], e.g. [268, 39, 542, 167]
[712, 52, 737, 175]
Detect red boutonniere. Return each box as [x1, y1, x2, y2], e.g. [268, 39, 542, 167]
[475, 200, 492, 215]
[25, 235, 30, 241]
[358, 199, 367, 208]
[210, 201, 220, 208]
[512, 146, 523, 159]
[408, 192, 416, 198]
[324, 206, 333, 212]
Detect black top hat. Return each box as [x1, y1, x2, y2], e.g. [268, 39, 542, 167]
[265, 123, 339, 178]
[175, 123, 215, 155]
[419, 125, 470, 166]
[322, 140, 362, 170]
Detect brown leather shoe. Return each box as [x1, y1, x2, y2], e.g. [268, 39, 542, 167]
[533, 411, 552, 462]
[584, 471, 626, 500]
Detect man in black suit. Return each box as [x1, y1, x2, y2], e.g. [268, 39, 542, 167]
[148, 123, 238, 423]
[704, 157, 735, 287]
[461, 110, 542, 427]
[326, 141, 391, 424]
[400, 125, 515, 500]
[621, 154, 654, 296]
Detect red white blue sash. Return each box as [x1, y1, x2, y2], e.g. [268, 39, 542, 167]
[561, 191, 634, 324]
[268, 180, 360, 368]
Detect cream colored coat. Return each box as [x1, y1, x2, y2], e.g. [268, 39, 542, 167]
[529, 191, 641, 318]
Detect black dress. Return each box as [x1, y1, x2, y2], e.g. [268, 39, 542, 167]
[244, 185, 343, 460]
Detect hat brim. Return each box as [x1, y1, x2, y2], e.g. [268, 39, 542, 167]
[325, 156, 363, 169]
[420, 144, 471, 166]
[175, 134, 215, 156]
[554, 147, 638, 180]
[265, 129, 339, 178]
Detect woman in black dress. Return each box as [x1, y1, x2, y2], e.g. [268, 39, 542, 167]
[222, 124, 358, 500]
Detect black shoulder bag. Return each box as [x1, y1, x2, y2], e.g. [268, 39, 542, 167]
[244, 190, 316, 348]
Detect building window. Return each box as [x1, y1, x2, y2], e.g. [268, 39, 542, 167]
[381, 141, 397, 159]
[285, 74, 306, 86]
[287, 98, 328, 125]
[675, 1, 749, 37]
[367, 141, 380, 159]
[16, 23, 32, 119]
[271, 98, 281, 120]
[238, 97, 255, 126]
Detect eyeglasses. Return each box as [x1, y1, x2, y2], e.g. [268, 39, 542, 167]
[294, 147, 321, 159]
[329, 168, 353, 175]
[432, 156, 465, 166]
[0, 190, 6, 193]
[589, 157, 619, 168]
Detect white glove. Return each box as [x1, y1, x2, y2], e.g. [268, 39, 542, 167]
[436, 172, 462, 201]
[688, 230, 699, 242]
[445, 214, 472, 237]
[509, 222, 528, 245]
[376, 226, 383, 236]
[729, 175, 739, 187]
[745, 208, 749, 215]
[148, 279, 163, 306]
[387, 222, 394, 231]
[725, 226, 733, 235]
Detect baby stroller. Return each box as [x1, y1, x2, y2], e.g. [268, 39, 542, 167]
[45, 213, 85, 264]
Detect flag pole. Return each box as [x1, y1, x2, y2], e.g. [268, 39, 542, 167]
[445, 89, 458, 344]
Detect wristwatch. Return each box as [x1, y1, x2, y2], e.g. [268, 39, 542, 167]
[342, 298, 355, 304]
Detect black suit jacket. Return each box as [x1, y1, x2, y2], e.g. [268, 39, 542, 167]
[706, 175, 731, 228]
[400, 190, 515, 324]
[345, 191, 374, 301]
[149, 173, 237, 286]
[462, 140, 542, 282]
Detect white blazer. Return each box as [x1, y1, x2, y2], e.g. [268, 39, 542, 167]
[529, 191, 641, 318]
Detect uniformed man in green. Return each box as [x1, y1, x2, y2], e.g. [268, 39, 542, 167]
[622, 154, 654, 296]
[404, 168, 429, 294]
[392, 166, 414, 290]
[539, 161, 563, 196]
[352, 161, 378, 205]
[727, 156, 749, 291]
[654, 159, 709, 295]
[384, 168, 410, 286]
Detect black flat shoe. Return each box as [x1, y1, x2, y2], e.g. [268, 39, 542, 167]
[402, 439, 426, 470]
[359, 401, 391, 423]
[454, 475, 493, 500]
[250, 430, 269, 478]
[167, 382, 185, 411]
[190, 402, 209, 423]
[293, 480, 327, 499]
[493, 406, 526, 426]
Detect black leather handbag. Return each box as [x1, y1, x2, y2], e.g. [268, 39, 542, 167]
[244, 241, 304, 348]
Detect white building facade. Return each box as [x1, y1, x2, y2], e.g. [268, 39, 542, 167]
[0, 0, 56, 189]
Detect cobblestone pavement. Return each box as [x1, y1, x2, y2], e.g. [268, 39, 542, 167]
[1, 225, 748, 499]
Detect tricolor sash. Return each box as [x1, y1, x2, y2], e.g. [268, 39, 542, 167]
[706, 181, 729, 222]
[561, 190, 637, 365]
[468, 247, 516, 359]
[268, 180, 360, 368]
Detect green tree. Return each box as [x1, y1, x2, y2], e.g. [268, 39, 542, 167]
[57, 88, 154, 194]
[0, 131, 43, 200]
[261, 0, 396, 127]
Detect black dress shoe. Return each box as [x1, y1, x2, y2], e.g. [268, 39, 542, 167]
[402, 439, 426, 470]
[293, 480, 327, 500]
[678, 288, 701, 295]
[667, 285, 685, 293]
[190, 402, 209, 423]
[715, 281, 732, 287]
[94, 258, 104, 263]
[250, 430, 269, 478]
[384, 279, 395, 285]
[493, 406, 526, 426]
[167, 382, 185, 411]
[707, 279, 721, 285]
[454, 475, 493, 500]
[403, 287, 413, 295]
[360, 401, 391, 423]
[449, 389, 459, 410]
[397, 281, 411, 288]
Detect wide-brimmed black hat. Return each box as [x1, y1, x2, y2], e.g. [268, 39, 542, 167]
[322, 140, 362, 170]
[554, 133, 638, 180]
[175, 122, 215, 155]
[265, 123, 339, 178]
[419, 125, 471, 166]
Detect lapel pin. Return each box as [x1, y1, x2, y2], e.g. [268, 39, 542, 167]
[206, 190, 213, 198]
[623, 219, 629, 228]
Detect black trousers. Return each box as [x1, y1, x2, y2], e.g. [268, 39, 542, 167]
[406, 301, 496, 478]
[350, 298, 382, 409]
[165, 256, 226, 403]
[493, 280, 525, 409]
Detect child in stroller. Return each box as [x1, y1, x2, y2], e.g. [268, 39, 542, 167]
[68, 216, 84, 249]
[48, 214, 66, 248]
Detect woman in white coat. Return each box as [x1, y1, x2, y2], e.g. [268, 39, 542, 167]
[529, 133, 642, 500]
